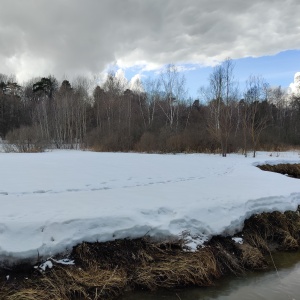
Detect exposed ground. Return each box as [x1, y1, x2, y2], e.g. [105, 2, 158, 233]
[1, 208, 300, 300]
[258, 163, 300, 178]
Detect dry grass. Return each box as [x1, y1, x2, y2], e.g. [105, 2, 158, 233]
[134, 249, 219, 290]
[243, 210, 300, 252]
[238, 243, 267, 269]
[1, 265, 127, 300]
[243, 231, 269, 252]
[258, 163, 300, 179]
[41, 266, 127, 300]
[73, 238, 158, 270]
[207, 237, 244, 275]
[5, 289, 53, 300]
[1, 209, 300, 299]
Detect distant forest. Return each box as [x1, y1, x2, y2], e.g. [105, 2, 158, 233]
[1, 59, 300, 157]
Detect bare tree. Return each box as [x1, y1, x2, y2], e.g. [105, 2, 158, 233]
[143, 77, 161, 128]
[101, 72, 127, 133]
[267, 86, 290, 142]
[130, 77, 147, 130]
[52, 80, 73, 148]
[71, 76, 92, 148]
[202, 58, 238, 156]
[243, 75, 271, 157]
[93, 85, 106, 129]
[159, 64, 187, 130]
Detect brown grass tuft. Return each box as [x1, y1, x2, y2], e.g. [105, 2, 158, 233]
[134, 249, 219, 290]
[73, 238, 157, 270]
[207, 237, 244, 275]
[258, 163, 300, 179]
[243, 231, 269, 252]
[5, 289, 53, 300]
[243, 211, 300, 252]
[238, 243, 267, 269]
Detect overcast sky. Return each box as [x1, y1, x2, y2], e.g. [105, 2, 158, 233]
[0, 0, 300, 93]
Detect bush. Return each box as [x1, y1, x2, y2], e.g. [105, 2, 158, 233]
[134, 132, 158, 152]
[4, 126, 47, 153]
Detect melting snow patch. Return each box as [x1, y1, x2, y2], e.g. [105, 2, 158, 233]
[232, 237, 243, 244]
[37, 260, 53, 272]
[52, 258, 75, 265]
[182, 233, 209, 251]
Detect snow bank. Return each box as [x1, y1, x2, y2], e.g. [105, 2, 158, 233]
[0, 150, 299, 265]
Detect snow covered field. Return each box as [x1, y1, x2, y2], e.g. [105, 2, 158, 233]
[0, 150, 299, 265]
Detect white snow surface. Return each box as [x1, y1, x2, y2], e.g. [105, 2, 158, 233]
[0, 150, 299, 265]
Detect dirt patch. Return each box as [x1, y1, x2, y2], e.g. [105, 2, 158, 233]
[258, 163, 300, 179]
[1, 208, 300, 300]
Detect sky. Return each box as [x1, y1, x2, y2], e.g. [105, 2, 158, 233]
[0, 0, 300, 98]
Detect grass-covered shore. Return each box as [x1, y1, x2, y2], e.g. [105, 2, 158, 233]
[258, 163, 300, 178]
[1, 207, 300, 300]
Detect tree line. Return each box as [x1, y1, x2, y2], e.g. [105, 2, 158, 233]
[0, 60, 299, 156]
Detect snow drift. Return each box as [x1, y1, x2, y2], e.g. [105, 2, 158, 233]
[0, 150, 299, 265]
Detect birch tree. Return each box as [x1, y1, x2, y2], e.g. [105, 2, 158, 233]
[204, 58, 238, 156]
[159, 64, 187, 130]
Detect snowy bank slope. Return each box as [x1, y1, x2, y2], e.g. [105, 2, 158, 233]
[0, 150, 299, 264]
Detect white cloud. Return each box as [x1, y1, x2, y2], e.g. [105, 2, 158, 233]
[5, 53, 54, 84]
[0, 0, 299, 82]
[129, 74, 144, 93]
[115, 69, 129, 88]
[175, 65, 197, 72]
[288, 72, 300, 97]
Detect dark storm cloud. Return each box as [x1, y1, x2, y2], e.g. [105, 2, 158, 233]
[0, 0, 299, 81]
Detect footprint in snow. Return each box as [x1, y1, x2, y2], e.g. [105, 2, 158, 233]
[33, 190, 47, 194]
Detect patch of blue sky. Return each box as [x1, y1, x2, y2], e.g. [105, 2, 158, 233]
[121, 50, 300, 99]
